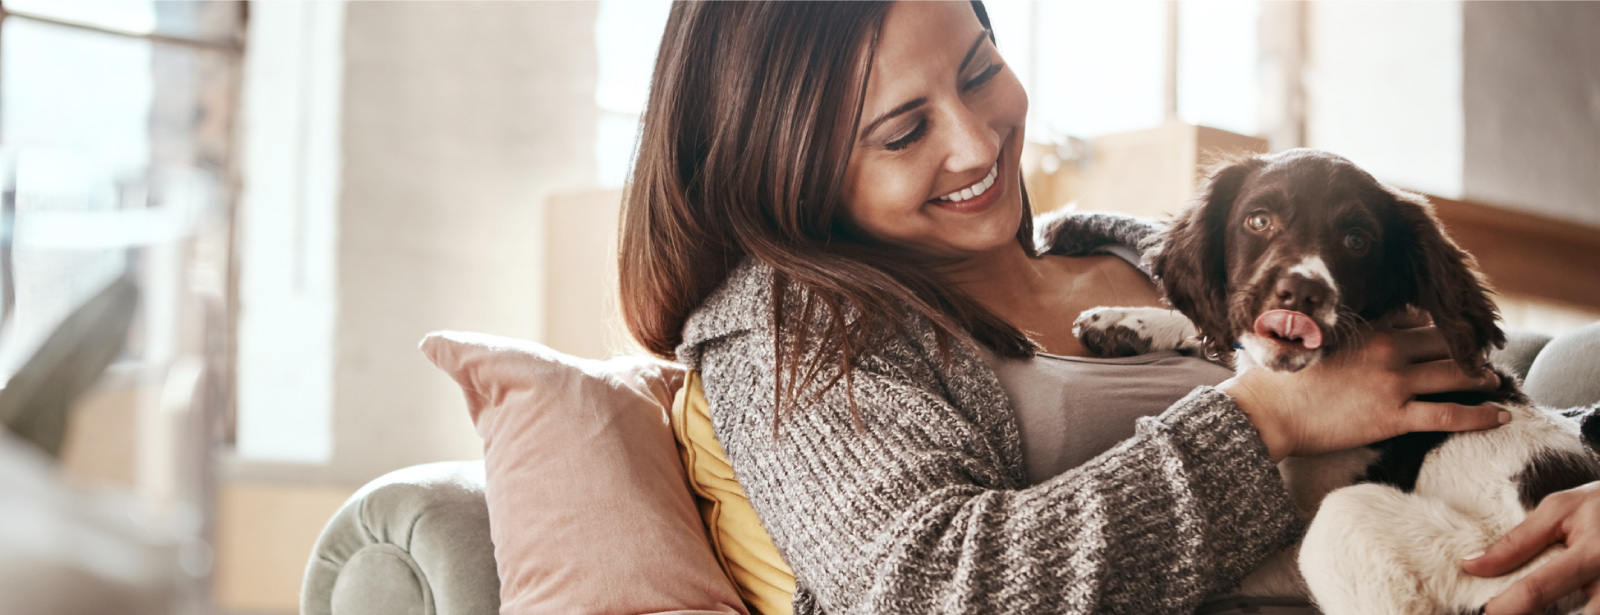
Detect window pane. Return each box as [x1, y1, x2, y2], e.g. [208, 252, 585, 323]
[5, 0, 242, 46]
[594, 0, 670, 114]
[151, 0, 242, 46]
[0, 14, 238, 370]
[2, 17, 153, 171]
[151, 36, 238, 171]
[593, 0, 670, 187]
[982, 0, 1037, 99]
[1178, 0, 1259, 136]
[1033, 0, 1166, 138]
[0, 149, 131, 373]
[3, 16, 235, 169]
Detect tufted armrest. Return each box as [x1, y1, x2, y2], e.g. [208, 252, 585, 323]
[301, 461, 499, 615]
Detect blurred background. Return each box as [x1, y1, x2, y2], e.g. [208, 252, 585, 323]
[1, 0, 1595, 613]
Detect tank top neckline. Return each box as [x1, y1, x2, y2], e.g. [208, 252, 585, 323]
[1032, 348, 1186, 366]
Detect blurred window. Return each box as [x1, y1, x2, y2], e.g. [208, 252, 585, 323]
[591, 0, 1260, 177]
[0, 0, 244, 422]
[594, 0, 671, 188]
[232, 1, 342, 464]
[990, 0, 1170, 138]
[987, 0, 1259, 140]
[1, 1, 242, 172]
[1177, 0, 1259, 136]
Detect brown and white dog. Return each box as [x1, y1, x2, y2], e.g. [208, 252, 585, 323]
[1075, 149, 1600, 614]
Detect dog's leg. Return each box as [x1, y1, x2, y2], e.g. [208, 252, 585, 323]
[1301, 484, 1454, 615]
[1072, 306, 1199, 357]
[1302, 483, 1585, 615]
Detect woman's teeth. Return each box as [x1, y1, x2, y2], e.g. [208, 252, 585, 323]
[935, 163, 999, 202]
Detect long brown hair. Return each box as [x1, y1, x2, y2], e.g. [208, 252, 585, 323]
[619, 1, 1038, 417]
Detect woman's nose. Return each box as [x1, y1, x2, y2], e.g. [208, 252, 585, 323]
[942, 105, 1001, 173]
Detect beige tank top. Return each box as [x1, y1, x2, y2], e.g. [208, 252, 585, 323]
[988, 349, 1233, 484]
[989, 251, 1314, 613]
[987, 245, 1234, 484]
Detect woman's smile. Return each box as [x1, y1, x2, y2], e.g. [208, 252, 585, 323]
[927, 157, 1004, 215]
[932, 160, 998, 203]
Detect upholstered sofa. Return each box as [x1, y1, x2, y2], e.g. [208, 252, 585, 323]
[300, 323, 1600, 615]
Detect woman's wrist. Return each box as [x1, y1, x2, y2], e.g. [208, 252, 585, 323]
[1218, 372, 1292, 462]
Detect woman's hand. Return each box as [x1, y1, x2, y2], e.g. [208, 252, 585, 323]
[1218, 309, 1507, 461]
[1464, 482, 1600, 615]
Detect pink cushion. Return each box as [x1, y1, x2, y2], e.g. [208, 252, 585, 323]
[420, 331, 748, 615]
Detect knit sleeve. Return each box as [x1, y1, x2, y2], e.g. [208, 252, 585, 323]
[696, 329, 1305, 615]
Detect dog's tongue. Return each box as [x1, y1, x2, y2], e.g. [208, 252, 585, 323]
[1254, 310, 1324, 349]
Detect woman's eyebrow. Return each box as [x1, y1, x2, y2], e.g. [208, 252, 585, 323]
[958, 29, 991, 73]
[859, 30, 993, 141]
[861, 97, 928, 140]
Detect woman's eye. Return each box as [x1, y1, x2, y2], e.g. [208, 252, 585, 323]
[884, 120, 927, 151]
[962, 63, 1003, 92]
[1244, 212, 1272, 232]
[1344, 230, 1371, 253]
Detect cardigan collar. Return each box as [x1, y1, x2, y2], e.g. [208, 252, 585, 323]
[677, 210, 1162, 365]
[675, 210, 1163, 488]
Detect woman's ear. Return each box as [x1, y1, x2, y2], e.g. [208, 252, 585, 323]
[1146, 157, 1262, 357]
[1386, 189, 1506, 371]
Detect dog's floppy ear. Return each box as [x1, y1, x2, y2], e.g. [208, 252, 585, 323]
[1386, 189, 1506, 371]
[1147, 157, 1263, 358]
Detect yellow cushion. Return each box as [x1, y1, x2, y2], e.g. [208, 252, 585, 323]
[671, 371, 797, 615]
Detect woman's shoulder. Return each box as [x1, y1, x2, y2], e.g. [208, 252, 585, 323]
[676, 258, 776, 366]
[674, 256, 943, 373]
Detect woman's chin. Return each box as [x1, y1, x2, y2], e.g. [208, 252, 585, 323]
[933, 209, 1030, 259]
[870, 185, 1027, 260]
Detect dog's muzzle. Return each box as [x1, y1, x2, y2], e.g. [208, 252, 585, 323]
[1255, 310, 1324, 350]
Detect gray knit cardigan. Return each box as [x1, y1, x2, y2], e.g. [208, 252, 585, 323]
[675, 211, 1305, 615]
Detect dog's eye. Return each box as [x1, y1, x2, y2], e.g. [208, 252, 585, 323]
[1344, 230, 1371, 254]
[1244, 212, 1272, 233]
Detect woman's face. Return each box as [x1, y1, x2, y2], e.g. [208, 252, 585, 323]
[841, 1, 1028, 261]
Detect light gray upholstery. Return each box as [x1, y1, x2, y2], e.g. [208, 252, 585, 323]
[1492, 330, 1553, 383]
[300, 327, 1598, 615]
[302, 461, 498, 615]
[1524, 322, 1600, 410]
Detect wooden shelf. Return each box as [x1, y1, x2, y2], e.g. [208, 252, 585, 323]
[1428, 195, 1600, 313]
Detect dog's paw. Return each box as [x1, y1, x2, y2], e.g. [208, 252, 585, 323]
[1072, 306, 1199, 358]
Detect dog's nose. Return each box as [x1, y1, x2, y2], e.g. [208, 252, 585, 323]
[1273, 274, 1328, 314]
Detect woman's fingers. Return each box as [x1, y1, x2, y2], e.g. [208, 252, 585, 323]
[1382, 321, 1500, 393]
[1388, 325, 1453, 363]
[1377, 305, 1434, 329]
[1481, 548, 1596, 615]
[1403, 359, 1501, 396]
[1400, 400, 1506, 434]
[1472, 486, 1600, 614]
[1465, 490, 1574, 582]
[1464, 500, 1568, 577]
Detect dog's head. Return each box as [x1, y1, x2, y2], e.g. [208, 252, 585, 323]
[1147, 148, 1505, 372]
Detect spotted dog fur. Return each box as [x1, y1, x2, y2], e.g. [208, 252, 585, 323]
[1078, 149, 1600, 615]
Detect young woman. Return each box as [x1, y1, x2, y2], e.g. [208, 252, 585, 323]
[618, 3, 1598, 614]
